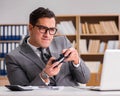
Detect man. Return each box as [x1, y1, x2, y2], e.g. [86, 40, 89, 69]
[5, 7, 90, 86]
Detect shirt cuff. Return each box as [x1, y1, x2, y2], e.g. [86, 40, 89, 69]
[72, 58, 81, 67]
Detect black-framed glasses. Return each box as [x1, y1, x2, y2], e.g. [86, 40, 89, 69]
[35, 25, 57, 35]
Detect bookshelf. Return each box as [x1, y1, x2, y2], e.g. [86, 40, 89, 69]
[0, 14, 120, 86]
[0, 24, 28, 86]
[56, 14, 120, 86]
[56, 16, 79, 50]
[79, 15, 120, 86]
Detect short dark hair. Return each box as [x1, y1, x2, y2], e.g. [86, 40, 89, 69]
[29, 7, 56, 26]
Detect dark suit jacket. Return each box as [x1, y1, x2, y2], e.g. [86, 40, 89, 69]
[5, 36, 90, 86]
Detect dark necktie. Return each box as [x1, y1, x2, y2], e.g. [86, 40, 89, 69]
[38, 48, 51, 64]
[38, 48, 56, 85]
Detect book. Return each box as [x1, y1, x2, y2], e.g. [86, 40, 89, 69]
[99, 42, 107, 53]
[79, 39, 88, 53]
[110, 21, 119, 34]
[88, 24, 96, 34]
[68, 21, 76, 35]
[81, 23, 86, 34]
[88, 39, 100, 53]
[107, 40, 119, 49]
[84, 22, 89, 34]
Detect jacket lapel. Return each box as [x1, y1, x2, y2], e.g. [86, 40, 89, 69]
[19, 37, 45, 70]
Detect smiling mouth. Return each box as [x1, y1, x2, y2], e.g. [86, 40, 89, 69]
[42, 38, 50, 41]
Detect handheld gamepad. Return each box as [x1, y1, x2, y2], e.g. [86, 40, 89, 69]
[52, 52, 71, 64]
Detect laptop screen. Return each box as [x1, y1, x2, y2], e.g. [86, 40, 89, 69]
[100, 49, 120, 90]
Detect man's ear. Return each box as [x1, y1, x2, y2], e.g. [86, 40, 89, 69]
[29, 24, 33, 32]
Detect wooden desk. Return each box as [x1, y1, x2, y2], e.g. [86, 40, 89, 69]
[1, 86, 120, 96]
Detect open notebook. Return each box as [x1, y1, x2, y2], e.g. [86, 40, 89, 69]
[90, 49, 120, 91]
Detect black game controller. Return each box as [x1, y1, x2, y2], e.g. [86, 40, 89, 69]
[52, 52, 71, 64]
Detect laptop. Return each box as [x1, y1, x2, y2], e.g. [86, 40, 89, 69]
[90, 49, 120, 91]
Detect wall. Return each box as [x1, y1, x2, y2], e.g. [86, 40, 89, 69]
[0, 0, 120, 24]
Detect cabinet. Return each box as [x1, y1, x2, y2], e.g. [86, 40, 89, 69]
[0, 15, 120, 86]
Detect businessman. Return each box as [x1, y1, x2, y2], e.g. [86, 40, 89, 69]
[5, 7, 90, 86]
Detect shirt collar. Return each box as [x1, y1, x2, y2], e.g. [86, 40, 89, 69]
[27, 37, 39, 52]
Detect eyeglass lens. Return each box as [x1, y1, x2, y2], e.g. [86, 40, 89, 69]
[36, 25, 57, 35]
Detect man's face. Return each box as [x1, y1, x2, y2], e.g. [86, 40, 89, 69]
[29, 17, 56, 48]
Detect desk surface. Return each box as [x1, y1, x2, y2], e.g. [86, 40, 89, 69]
[1, 86, 120, 96]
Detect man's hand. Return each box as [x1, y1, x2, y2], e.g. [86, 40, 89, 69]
[43, 57, 62, 77]
[62, 47, 80, 64]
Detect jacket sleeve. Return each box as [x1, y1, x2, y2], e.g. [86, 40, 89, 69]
[70, 59, 90, 84]
[61, 36, 90, 84]
[5, 54, 46, 86]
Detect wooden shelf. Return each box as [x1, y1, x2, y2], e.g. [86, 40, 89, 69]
[81, 53, 104, 55]
[80, 34, 119, 36]
[0, 40, 20, 43]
